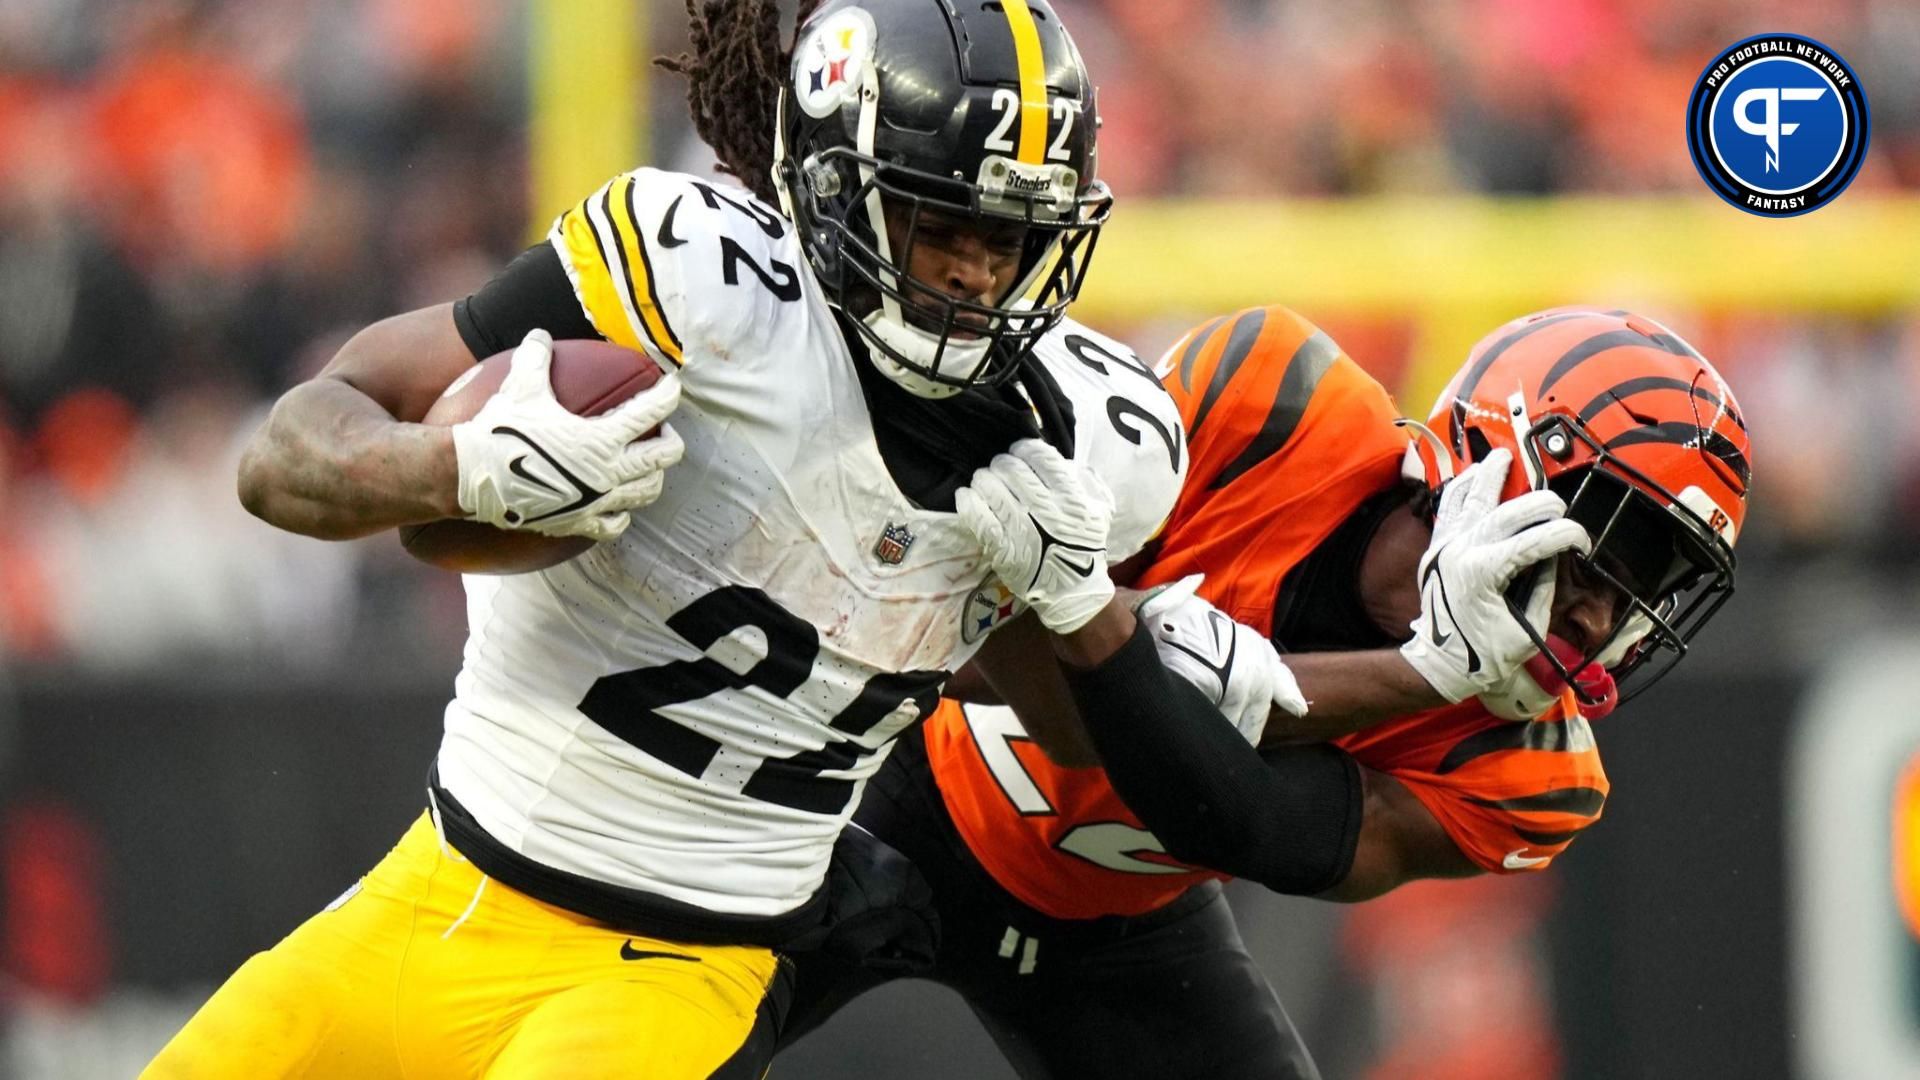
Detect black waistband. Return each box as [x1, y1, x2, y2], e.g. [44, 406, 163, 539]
[868, 727, 1223, 948]
[428, 768, 828, 949]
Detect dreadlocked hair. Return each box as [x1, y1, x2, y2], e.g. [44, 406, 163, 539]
[656, 0, 824, 208]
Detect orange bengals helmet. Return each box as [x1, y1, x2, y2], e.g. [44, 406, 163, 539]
[1404, 306, 1752, 704]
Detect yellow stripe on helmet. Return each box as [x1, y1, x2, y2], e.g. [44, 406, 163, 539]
[1000, 0, 1049, 164]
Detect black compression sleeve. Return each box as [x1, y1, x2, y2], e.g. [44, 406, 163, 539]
[1063, 624, 1363, 895]
[451, 244, 603, 361]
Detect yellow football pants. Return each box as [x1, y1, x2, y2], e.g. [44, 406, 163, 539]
[142, 814, 785, 1079]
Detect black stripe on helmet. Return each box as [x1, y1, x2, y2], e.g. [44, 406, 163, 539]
[1577, 375, 1744, 430]
[1538, 329, 1698, 397]
[1455, 311, 1589, 401]
[1604, 422, 1752, 491]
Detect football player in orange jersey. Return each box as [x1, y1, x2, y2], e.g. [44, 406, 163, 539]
[777, 305, 1750, 1079]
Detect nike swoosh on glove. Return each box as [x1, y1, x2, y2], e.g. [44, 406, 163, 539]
[451, 329, 685, 543]
[1135, 575, 1307, 745]
[955, 439, 1116, 634]
[1401, 447, 1593, 703]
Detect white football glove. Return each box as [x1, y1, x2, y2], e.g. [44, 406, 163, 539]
[1135, 575, 1307, 745]
[954, 439, 1115, 634]
[1479, 609, 1650, 720]
[1400, 448, 1593, 703]
[450, 329, 685, 543]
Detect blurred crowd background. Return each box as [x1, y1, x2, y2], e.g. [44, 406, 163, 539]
[1, 1, 1918, 1077]
[1, 0, 1917, 673]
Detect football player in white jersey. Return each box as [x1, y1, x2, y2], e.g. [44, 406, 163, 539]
[143, 1, 1204, 1077]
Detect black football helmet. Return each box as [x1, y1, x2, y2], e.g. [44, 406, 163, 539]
[773, 0, 1110, 398]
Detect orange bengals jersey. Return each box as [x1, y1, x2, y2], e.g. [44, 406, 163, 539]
[924, 306, 1610, 920]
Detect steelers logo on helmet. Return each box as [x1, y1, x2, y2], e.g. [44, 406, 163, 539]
[1686, 33, 1869, 217]
[793, 7, 874, 121]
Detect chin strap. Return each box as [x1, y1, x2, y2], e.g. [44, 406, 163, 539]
[860, 309, 989, 400]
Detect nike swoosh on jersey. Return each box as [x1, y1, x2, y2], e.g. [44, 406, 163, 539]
[656, 194, 686, 249]
[1503, 849, 1551, 870]
[620, 940, 701, 962]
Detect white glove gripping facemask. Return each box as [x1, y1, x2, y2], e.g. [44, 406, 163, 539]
[1399, 448, 1593, 703]
[1134, 575, 1307, 745]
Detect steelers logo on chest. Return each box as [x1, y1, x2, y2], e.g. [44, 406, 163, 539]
[961, 578, 1023, 645]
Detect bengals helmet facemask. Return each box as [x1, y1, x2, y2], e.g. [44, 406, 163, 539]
[772, 0, 1109, 399]
[1401, 307, 1752, 713]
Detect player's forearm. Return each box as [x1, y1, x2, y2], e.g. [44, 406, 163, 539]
[1062, 623, 1363, 895]
[1314, 767, 1482, 902]
[1260, 649, 1447, 745]
[237, 377, 461, 540]
[971, 613, 1099, 767]
[1045, 598, 1136, 669]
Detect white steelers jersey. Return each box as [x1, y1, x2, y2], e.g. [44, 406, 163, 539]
[434, 168, 1187, 918]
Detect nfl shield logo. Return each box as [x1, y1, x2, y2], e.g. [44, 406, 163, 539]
[874, 521, 915, 565]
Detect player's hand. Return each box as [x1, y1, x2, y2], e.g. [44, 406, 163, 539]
[1135, 575, 1307, 745]
[450, 329, 685, 543]
[1400, 448, 1593, 702]
[955, 439, 1115, 634]
[1479, 632, 1622, 720]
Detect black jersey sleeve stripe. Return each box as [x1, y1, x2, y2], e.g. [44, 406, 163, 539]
[1175, 315, 1227, 394]
[1190, 307, 1267, 437]
[1207, 330, 1340, 490]
[1465, 786, 1608, 816]
[596, 187, 646, 345]
[622, 179, 683, 354]
[1514, 824, 1587, 846]
[1435, 719, 1588, 775]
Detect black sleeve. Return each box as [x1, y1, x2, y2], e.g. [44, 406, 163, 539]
[1063, 624, 1363, 895]
[451, 243, 604, 361]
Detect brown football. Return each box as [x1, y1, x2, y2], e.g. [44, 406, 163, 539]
[400, 338, 664, 575]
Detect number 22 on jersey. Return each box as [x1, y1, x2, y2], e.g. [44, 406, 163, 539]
[582, 584, 945, 816]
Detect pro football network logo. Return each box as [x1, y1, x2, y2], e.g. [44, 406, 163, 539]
[1686, 33, 1869, 217]
[793, 7, 875, 120]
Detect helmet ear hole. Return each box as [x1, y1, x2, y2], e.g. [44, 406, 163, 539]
[1465, 426, 1494, 463]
